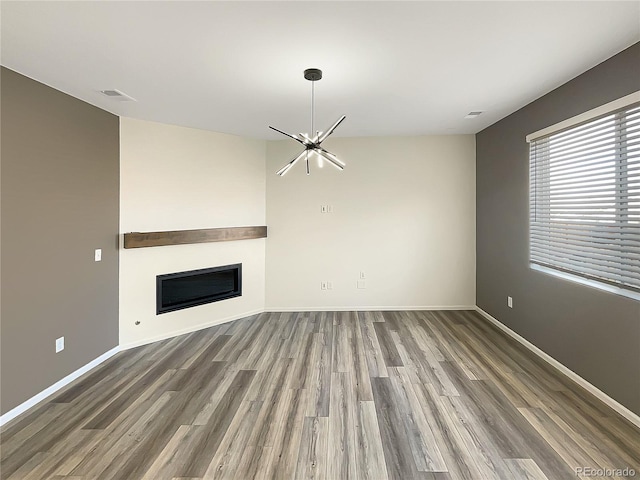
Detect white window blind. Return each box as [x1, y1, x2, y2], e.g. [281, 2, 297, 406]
[529, 102, 640, 293]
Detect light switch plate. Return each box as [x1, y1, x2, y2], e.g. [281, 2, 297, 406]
[94, 249, 102, 262]
[55, 337, 64, 353]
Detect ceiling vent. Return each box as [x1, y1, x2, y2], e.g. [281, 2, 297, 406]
[99, 89, 136, 101]
[464, 111, 483, 119]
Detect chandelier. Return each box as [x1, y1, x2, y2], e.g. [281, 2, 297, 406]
[270, 68, 346, 176]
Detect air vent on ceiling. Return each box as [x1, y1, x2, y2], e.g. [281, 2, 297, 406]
[99, 89, 136, 102]
[464, 111, 483, 119]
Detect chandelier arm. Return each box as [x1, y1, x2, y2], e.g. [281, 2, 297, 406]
[276, 150, 307, 176]
[306, 151, 310, 175]
[298, 133, 313, 144]
[317, 115, 346, 144]
[317, 147, 346, 167]
[269, 126, 310, 146]
[317, 149, 345, 170]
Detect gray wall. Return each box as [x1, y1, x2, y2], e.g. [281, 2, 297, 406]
[1, 68, 120, 415]
[476, 43, 640, 415]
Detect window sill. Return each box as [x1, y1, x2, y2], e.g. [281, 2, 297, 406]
[530, 264, 640, 302]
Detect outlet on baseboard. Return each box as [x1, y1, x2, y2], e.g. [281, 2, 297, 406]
[507, 296, 513, 308]
[55, 336, 65, 353]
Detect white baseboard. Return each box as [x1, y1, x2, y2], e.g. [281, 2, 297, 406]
[0, 346, 120, 428]
[475, 307, 640, 429]
[119, 308, 265, 350]
[265, 305, 476, 313]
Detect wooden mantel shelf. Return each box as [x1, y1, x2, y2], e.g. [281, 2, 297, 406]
[123, 226, 267, 249]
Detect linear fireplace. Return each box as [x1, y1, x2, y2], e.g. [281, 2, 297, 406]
[156, 263, 242, 314]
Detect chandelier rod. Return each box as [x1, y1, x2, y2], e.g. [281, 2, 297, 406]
[311, 79, 315, 140]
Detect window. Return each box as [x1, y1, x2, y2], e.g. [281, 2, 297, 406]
[528, 100, 640, 296]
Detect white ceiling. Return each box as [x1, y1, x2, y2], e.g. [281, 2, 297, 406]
[1, 1, 638, 140]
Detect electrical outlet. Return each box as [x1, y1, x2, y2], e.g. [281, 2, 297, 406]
[360, 271, 366, 279]
[327, 281, 333, 290]
[357, 280, 366, 289]
[94, 249, 102, 262]
[508, 296, 513, 308]
[321, 281, 327, 290]
[321, 205, 334, 214]
[55, 337, 65, 353]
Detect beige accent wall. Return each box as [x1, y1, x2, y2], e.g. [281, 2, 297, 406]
[1, 68, 120, 415]
[265, 135, 476, 310]
[119, 118, 266, 348]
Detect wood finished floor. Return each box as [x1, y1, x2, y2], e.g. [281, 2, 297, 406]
[1, 310, 639, 480]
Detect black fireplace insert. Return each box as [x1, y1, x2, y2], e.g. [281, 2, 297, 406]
[156, 263, 242, 314]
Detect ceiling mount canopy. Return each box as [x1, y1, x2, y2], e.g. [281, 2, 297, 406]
[270, 68, 346, 176]
[303, 68, 322, 81]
